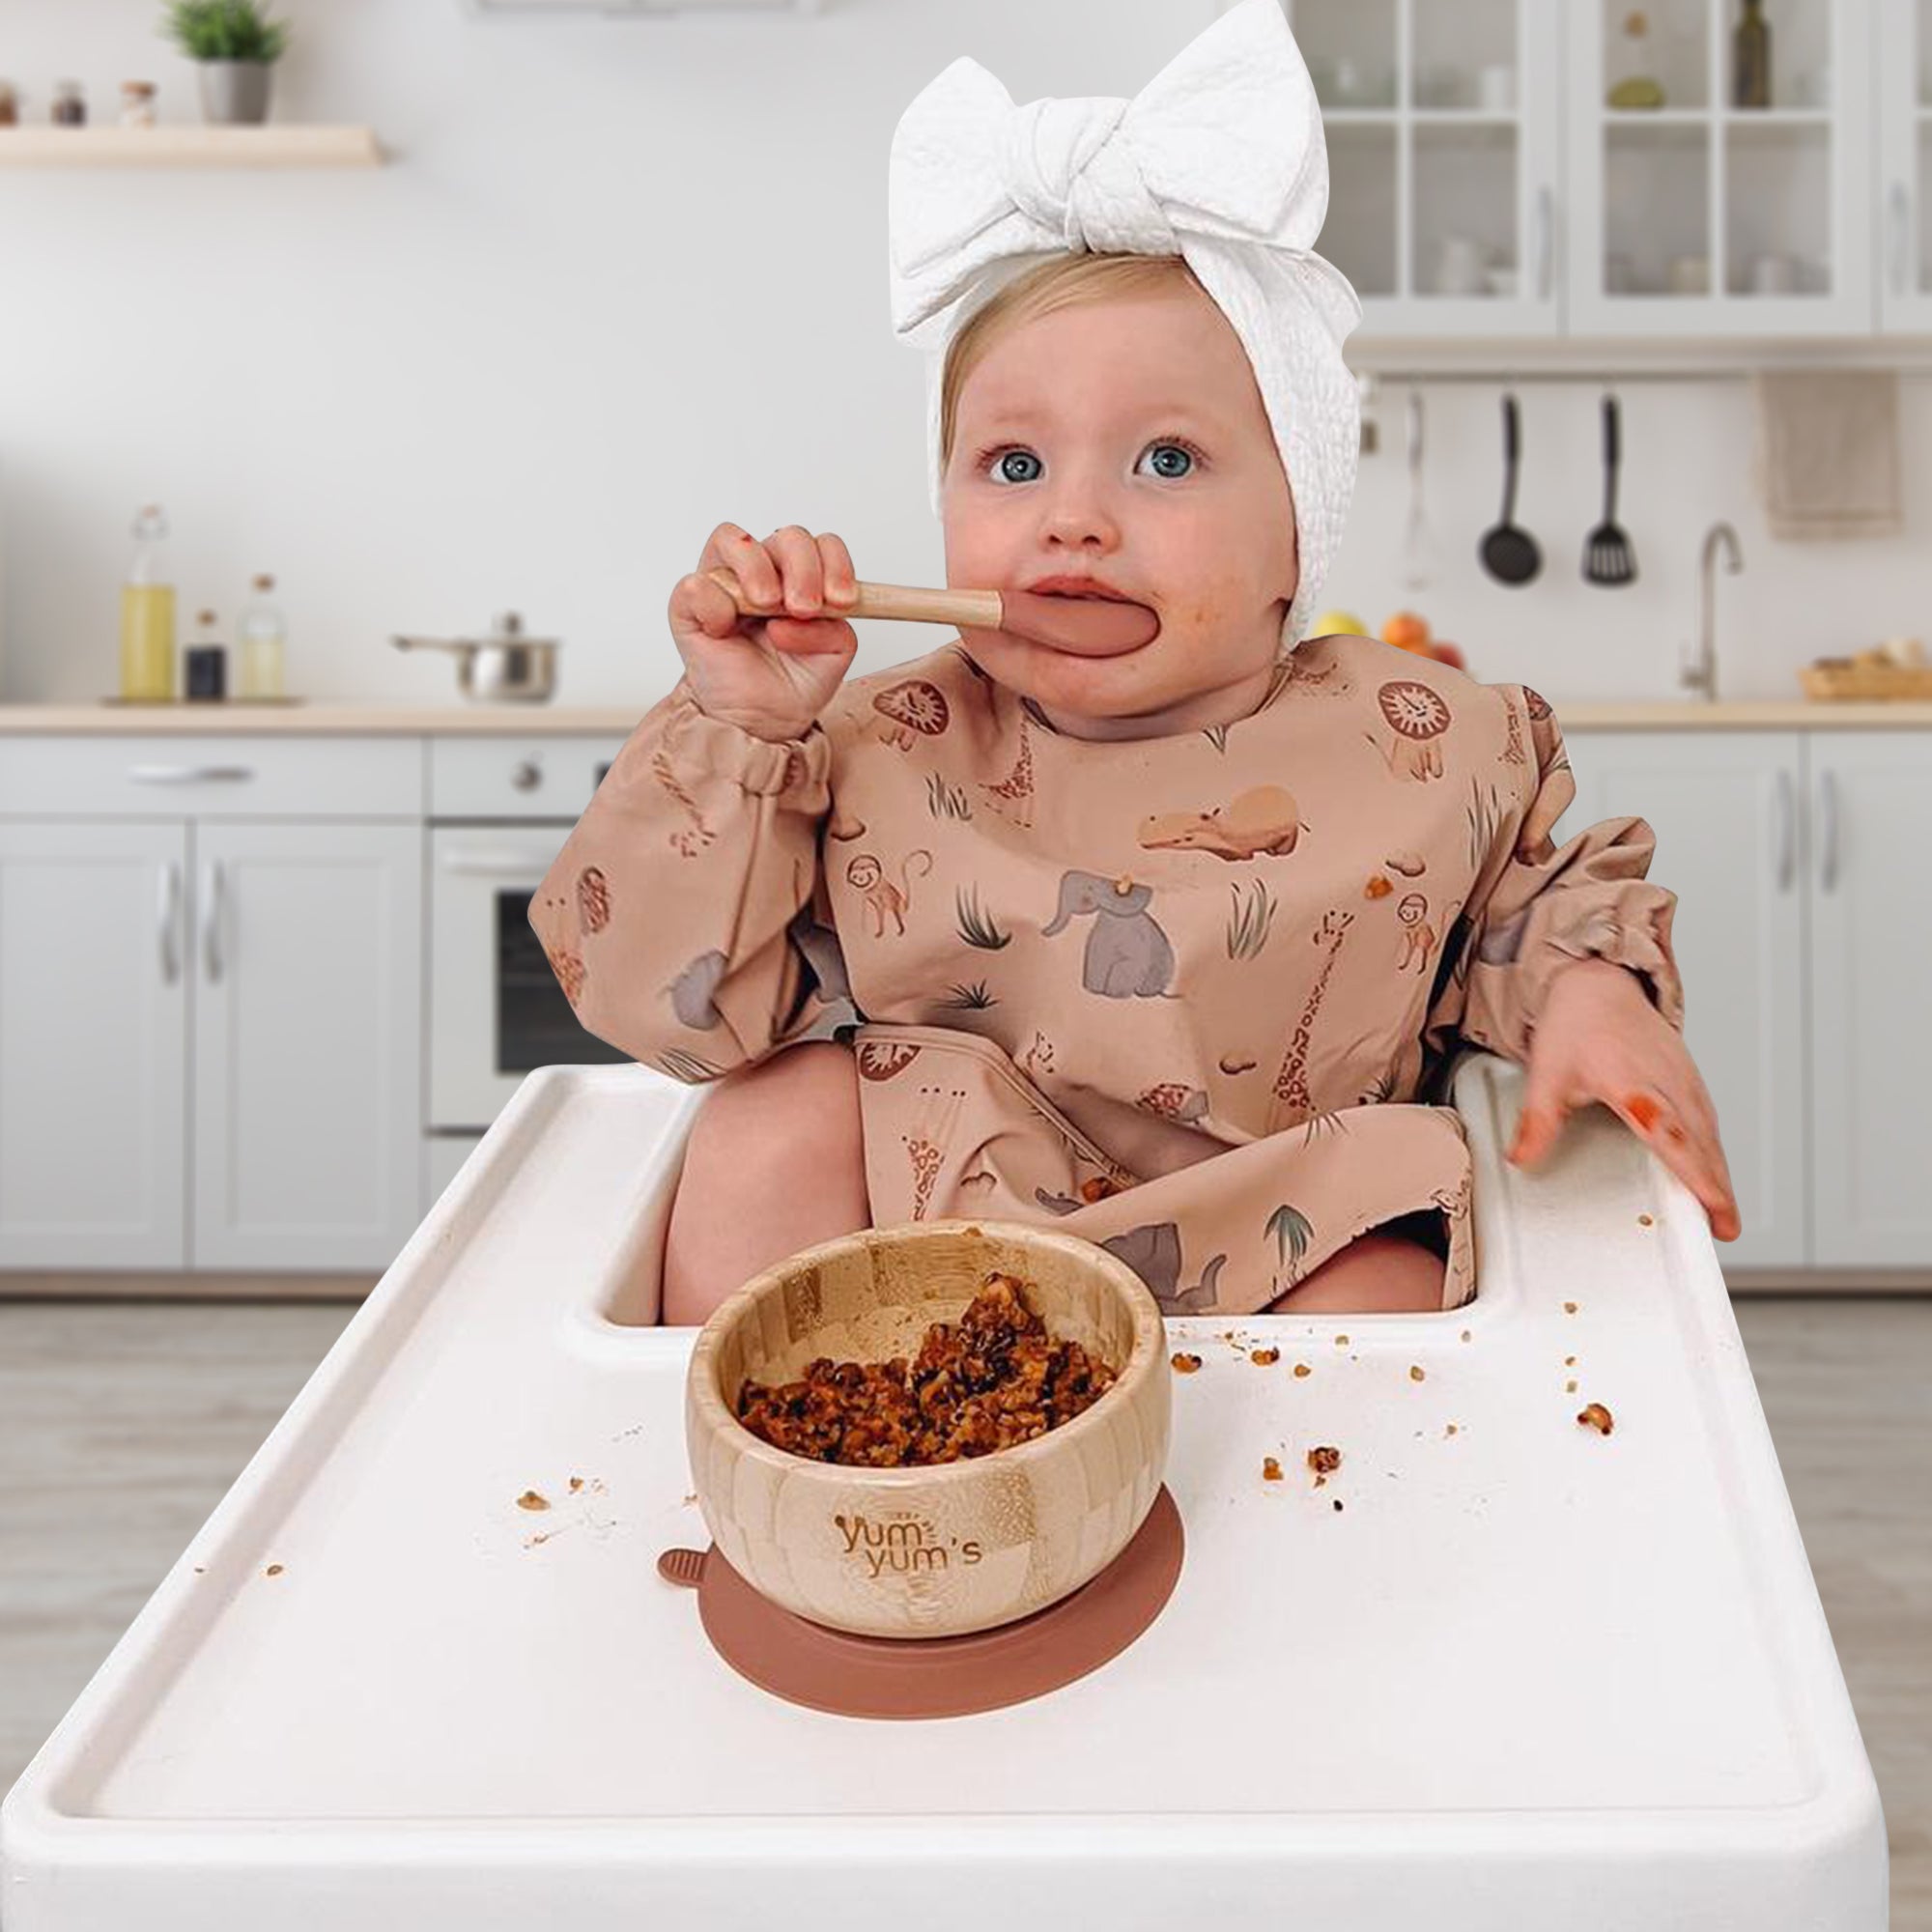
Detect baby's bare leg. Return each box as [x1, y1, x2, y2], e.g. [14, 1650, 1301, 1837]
[660, 1040, 870, 1327]
[1264, 1227, 1446, 1315]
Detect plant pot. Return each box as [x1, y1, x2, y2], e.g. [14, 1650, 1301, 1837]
[197, 60, 272, 127]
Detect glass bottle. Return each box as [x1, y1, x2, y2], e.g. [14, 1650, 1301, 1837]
[1607, 11, 1665, 110]
[119, 81, 157, 128]
[185, 610, 228, 702]
[238, 574, 287, 699]
[1734, 0, 1771, 108]
[119, 504, 176, 702]
[51, 80, 86, 127]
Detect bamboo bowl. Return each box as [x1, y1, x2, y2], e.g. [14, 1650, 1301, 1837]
[684, 1218, 1172, 1640]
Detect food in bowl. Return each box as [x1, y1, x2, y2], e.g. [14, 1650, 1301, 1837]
[734, 1270, 1118, 1467]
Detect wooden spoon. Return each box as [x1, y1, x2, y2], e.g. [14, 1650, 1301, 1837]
[704, 568, 1159, 657]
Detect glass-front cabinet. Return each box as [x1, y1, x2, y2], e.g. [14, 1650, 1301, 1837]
[1285, 0, 1564, 337]
[1878, 0, 1932, 330]
[1567, 0, 1873, 334]
[1279, 0, 1884, 341]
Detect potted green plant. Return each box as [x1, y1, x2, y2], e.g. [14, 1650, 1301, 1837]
[160, 0, 291, 127]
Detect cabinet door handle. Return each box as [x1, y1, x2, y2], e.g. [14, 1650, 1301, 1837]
[441, 850, 543, 878]
[1817, 769, 1840, 894]
[157, 861, 182, 983]
[128, 764, 258, 785]
[1890, 182, 1911, 297]
[1774, 768, 1795, 892]
[1534, 185, 1554, 302]
[201, 860, 224, 982]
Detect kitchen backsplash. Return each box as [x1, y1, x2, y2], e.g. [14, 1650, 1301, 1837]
[2, 0, 1929, 710]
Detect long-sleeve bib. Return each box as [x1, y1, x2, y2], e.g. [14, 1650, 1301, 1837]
[529, 633, 1685, 1316]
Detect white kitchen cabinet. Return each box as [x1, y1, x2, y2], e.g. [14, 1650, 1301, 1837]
[190, 821, 423, 1270]
[0, 822, 187, 1269]
[1280, 0, 1882, 343]
[1558, 731, 1808, 1270]
[0, 737, 425, 1275]
[1876, 0, 1932, 330]
[1562, 727, 1932, 1277]
[1805, 731, 1932, 1266]
[1285, 0, 1564, 336]
[1566, 0, 1873, 335]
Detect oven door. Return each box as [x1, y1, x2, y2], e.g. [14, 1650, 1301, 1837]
[429, 826, 630, 1132]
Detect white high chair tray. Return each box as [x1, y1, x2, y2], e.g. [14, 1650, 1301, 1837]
[2, 1055, 1885, 1931]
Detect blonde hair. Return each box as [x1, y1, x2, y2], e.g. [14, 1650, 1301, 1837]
[938, 251, 1208, 478]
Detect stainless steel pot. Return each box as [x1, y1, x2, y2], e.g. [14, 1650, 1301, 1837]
[391, 611, 559, 703]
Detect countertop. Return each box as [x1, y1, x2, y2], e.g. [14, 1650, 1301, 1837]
[1, 699, 1930, 735]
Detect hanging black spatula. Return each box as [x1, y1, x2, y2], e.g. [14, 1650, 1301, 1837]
[1583, 392, 1637, 585]
[1479, 391, 1541, 586]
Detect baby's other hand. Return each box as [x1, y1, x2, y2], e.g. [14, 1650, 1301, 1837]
[1507, 958, 1742, 1241]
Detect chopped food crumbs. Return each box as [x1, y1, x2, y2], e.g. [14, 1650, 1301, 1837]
[1444, 1423, 1460, 1437]
[1332, 1499, 1345, 1512]
[1563, 1301, 1578, 1315]
[1564, 1355, 1577, 1366]
[1172, 1351, 1203, 1375]
[1638, 1213, 1655, 1227]
[1566, 1379, 1578, 1393]
[1307, 1445, 1342, 1488]
[1460, 1328, 1472, 1343]
[265, 1563, 283, 1577]
[517, 1491, 550, 1512]
[1293, 1362, 1312, 1378]
[1409, 1365, 1426, 1382]
[1577, 1402, 1615, 1435]
[1263, 1456, 1284, 1482]
[1334, 1334, 1350, 1347]
[1251, 1347, 1281, 1366]
[568, 1476, 583, 1492]
[682, 1492, 697, 1506]
[736, 1273, 1117, 1466]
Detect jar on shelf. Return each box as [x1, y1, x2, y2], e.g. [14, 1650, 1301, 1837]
[51, 79, 86, 127]
[120, 504, 176, 703]
[238, 574, 287, 699]
[185, 611, 228, 703]
[119, 81, 157, 128]
[0, 81, 19, 128]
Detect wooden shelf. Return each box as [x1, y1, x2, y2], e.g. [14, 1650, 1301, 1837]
[0, 126, 382, 168]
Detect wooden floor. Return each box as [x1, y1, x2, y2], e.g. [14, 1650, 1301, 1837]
[1, 1296, 1925, 1921]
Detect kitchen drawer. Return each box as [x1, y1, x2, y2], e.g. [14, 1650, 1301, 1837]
[0, 737, 426, 819]
[429, 736, 631, 820]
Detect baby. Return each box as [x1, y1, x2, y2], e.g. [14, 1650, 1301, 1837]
[529, 0, 1739, 1327]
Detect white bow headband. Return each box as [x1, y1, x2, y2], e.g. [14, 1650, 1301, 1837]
[887, 0, 1364, 654]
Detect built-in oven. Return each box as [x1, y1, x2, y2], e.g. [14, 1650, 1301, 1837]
[425, 736, 633, 1198]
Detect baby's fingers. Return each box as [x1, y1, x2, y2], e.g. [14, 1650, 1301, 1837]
[1613, 1085, 1741, 1240]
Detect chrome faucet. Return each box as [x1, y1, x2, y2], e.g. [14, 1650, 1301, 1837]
[1683, 521, 1743, 702]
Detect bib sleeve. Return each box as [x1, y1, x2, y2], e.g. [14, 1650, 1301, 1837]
[526, 675, 838, 1083]
[1423, 688, 1686, 1068]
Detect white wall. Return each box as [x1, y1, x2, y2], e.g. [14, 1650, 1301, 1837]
[1, 0, 1927, 710]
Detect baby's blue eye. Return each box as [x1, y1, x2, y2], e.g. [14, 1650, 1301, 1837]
[993, 449, 1042, 484]
[1140, 441, 1195, 479]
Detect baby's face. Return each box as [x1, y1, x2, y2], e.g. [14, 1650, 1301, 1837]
[941, 281, 1297, 739]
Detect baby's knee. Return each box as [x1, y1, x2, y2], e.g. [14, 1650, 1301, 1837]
[691, 1040, 863, 1168]
[1265, 1230, 1445, 1316]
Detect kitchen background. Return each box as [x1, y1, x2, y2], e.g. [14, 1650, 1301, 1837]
[2, 0, 1932, 705]
[0, 0, 1927, 1915]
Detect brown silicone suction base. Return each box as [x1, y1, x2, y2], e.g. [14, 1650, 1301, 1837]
[658, 1485, 1183, 1719]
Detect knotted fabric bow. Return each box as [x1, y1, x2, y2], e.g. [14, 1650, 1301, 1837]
[887, 0, 1364, 653]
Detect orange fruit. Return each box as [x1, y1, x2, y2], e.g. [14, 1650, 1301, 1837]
[1381, 611, 1431, 651]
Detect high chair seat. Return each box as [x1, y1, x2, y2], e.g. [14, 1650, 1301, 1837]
[0, 1052, 1887, 1931]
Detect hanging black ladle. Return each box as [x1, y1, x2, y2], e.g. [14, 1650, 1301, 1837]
[1479, 391, 1542, 585]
